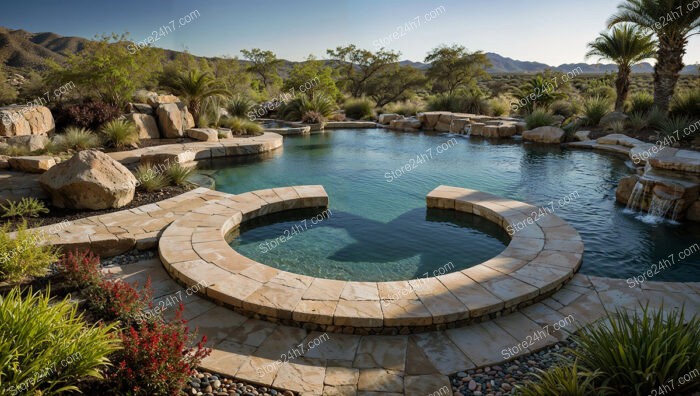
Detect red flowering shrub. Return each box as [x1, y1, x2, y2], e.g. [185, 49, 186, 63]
[55, 249, 102, 288]
[53, 101, 121, 130]
[109, 304, 211, 395]
[86, 278, 153, 323]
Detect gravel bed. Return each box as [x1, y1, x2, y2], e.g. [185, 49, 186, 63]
[182, 370, 295, 396]
[451, 340, 575, 395]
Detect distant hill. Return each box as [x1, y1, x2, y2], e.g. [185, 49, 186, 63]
[1, 27, 698, 75]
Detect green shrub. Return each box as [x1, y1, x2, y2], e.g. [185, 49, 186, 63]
[517, 361, 603, 396]
[645, 106, 667, 130]
[550, 99, 580, 119]
[279, 94, 337, 121]
[0, 287, 119, 396]
[670, 89, 700, 119]
[587, 85, 616, 100]
[222, 117, 263, 135]
[572, 305, 700, 395]
[525, 109, 555, 129]
[383, 100, 423, 116]
[227, 95, 253, 118]
[0, 197, 49, 218]
[628, 111, 648, 131]
[0, 144, 31, 157]
[0, 222, 59, 282]
[133, 163, 169, 192]
[100, 119, 140, 149]
[582, 96, 612, 126]
[165, 162, 195, 186]
[53, 126, 102, 152]
[608, 120, 626, 133]
[301, 110, 325, 124]
[428, 91, 490, 115]
[488, 96, 510, 116]
[657, 116, 694, 140]
[343, 97, 375, 120]
[626, 91, 654, 114]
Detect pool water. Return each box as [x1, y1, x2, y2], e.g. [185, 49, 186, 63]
[205, 129, 700, 282]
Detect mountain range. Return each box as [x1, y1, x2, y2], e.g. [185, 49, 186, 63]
[1, 27, 698, 75]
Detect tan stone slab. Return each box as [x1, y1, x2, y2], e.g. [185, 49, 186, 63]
[520, 302, 575, 341]
[292, 185, 329, 207]
[169, 259, 227, 287]
[272, 359, 326, 394]
[404, 374, 451, 396]
[325, 366, 359, 386]
[334, 300, 383, 328]
[357, 369, 404, 393]
[242, 282, 305, 320]
[322, 384, 357, 395]
[225, 318, 277, 347]
[510, 264, 572, 294]
[478, 275, 540, 308]
[234, 356, 280, 386]
[253, 188, 288, 213]
[550, 286, 584, 307]
[240, 262, 281, 283]
[380, 299, 432, 327]
[508, 236, 545, 251]
[201, 339, 256, 377]
[378, 281, 417, 300]
[533, 250, 582, 271]
[305, 278, 347, 300]
[494, 312, 558, 351]
[353, 336, 407, 370]
[185, 306, 248, 344]
[460, 265, 503, 283]
[269, 271, 314, 290]
[557, 291, 607, 331]
[304, 332, 361, 361]
[272, 187, 304, 210]
[207, 274, 263, 308]
[544, 238, 584, 254]
[437, 271, 504, 317]
[254, 325, 309, 360]
[481, 255, 528, 274]
[410, 277, 469, 323]
[293, 300, 338, 325]
[203, 248, 255, 273]
[341, 282, 380, 301]
[495, 245, 539, 261]
[446, 321, 524, 366]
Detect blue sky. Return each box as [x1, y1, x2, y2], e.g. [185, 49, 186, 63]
[1, 0, 698, 66]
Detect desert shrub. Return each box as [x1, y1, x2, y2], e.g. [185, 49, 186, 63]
[572, 305, 700, 395]
[165, 162, 195, 186]
[670, 89, 700, 119]
[327, 112, 346, 121]
[517, 362, 602, 396]
[587, 85, 616, 101]
[550, 99, 579, 119]
[0, 197, 49, 218]
[99, 119, 140, 149]
[582, 96, 612, 126]
[134, 163, 169, 192]
[55, 249, 102, 289]
[525, 109, 555, 129]
[608, 120, 626, 133]
[55, 101, 121, 131]
[628, 111, 648, 131]
[428, 91, 490, 115]
[301, 110, 325, 124]
[657, 116, 694, 140]
[488, 96, 510, 116]
[0, 287, 119, 396]
[343, 97, 375, 120]
[52, 126, 102, 152]
[222, 117, 263, 135]
[108, 306, 210, 395]
[227, 95, 253, 118]
[645, 106, 667, 130]
[0, 222, 59, 282]
[0, 144, 31, 156]
[383, 99, 423, 116]
[625, 91, 654, 114]
[85, 278, 153, 323]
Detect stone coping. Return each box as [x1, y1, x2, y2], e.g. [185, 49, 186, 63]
[159, 185, 583, 333]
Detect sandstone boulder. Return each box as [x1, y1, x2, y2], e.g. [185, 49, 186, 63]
[0, 105, 55, 137]
[156, 103, 194, 138]
[417, 112, 450, 130]
[129, 103, 154, 115]
[147, 94, 180, 108]
[522, 126, 565, 144]
[597, 134, 643, 147]
[127, 113, 159, 139]
[187, 128, 219, 142]
[615, 175, 639, 205]
[469, 123, 485, 136]
[8, 156, 56, 173]
[39, 150, 136, 210]
[5, 135, 49, 152]
[601, 111, 628, 126]
[378, 113, 401, 125]
[574, 131, 591, 141]
[389, 118, 421, 131]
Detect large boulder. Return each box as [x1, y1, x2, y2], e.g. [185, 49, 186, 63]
[522, 126, 566, 144]
[5, 135, 49, 152]
[127, 113, 159, 139]
[417, 112, 451, 130]
[147, 94, 180, 108]
[389, 117, 421, 131]
[600, 111, 629, 126]
[378, 113, 401, 125]
[615, 175, 639, 205]
[156, 103, 194, 138]
[8, 156, 56, 173]
[187, 128, 219, 142]
[39, 150, 137, 210]
[574, 130, 591, 141]
[0, 105, 55, 137]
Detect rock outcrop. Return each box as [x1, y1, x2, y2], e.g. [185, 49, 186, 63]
[127, 113, 160, 139]
[0, 105, 55, 137]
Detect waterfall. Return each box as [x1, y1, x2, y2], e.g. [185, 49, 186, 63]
[625, 181, 646, 211]
[465, 125, 472, 137]
[670, 200, 683, 222]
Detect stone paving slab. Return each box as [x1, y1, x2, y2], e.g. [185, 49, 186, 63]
[106, 258, 700, 395]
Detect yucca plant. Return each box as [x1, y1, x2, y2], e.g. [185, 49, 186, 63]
[222, 117, 263, 135]
[53, 126, 102, 152]
[165, 162, 195, 186]
[0, 287, 120, 396]
[99, 119, 140, 149]
[525, 109, 556, 129]
[572, 305, 700, 395]
[582, 96, 612, 126]
[645, 106, 667, 129]
[227, 95, 253, 118]
[670, 89, 700, 119]
[133, 163, 169, 192]
[657, 116, 693, 139]
[626, 91, 655, 114]
[517, 361, 604, 396]
[0, 197, 49, 218]
[0, 222, 59, 282]
[628, 111, 648, 131]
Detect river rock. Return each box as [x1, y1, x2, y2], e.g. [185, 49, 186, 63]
[39, 149, 136, 209]
[0, 105, 55, 137]
[522, 126, 565, 144]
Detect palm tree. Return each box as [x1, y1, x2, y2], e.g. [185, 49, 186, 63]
[586, 25, 657, 111]
[161, 69, 229, 125]
[608, 0, 700, 113]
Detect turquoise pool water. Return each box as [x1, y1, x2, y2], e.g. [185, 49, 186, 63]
[205, 129, 700, 282]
